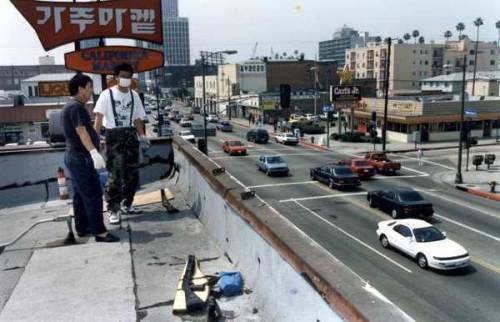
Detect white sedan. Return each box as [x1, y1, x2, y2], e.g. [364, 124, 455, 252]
[275, 133, 299, 145]
[179, 130, 195, 143]
[179, 118, 192, 127]
[376, 219, 470, 270]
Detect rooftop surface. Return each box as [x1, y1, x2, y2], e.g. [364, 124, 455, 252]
[0, 181, 259, 321]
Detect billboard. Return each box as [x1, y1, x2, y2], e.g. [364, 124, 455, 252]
[330, 85, 361, 101]
[65, 46, 164, 74]
[11, 0, 163, 51]
[39, 81, 70, 97]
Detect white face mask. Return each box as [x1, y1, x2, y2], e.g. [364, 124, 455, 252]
[118, 77, 131, 88]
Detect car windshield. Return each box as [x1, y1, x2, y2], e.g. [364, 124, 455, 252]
[413, 227, 445, 242]
[285, 133, 295, 137]
[354, 160, 369, 166]
[257, 130, 268, 135]
[372, 154, 387, 160]
[267, 156, 284, 163]
[228, 141, 242, 146]
[399, 191, 424, 202]
[333, 167, 352, 175]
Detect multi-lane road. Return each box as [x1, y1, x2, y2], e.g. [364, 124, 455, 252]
[161, 101, 500, 322]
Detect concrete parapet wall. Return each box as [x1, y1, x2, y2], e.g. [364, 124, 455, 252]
[172, 137, 412, 322]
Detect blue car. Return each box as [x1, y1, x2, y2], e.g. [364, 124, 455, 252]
[256, 155, 289, 176]
[216, 121, 233, 132]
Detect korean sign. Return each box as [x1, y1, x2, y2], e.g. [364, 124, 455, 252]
[65, 46, 164, 74]
[11, 0, 163, 51]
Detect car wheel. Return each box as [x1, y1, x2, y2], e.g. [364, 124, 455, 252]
[391, 209, 399, 219]
[328, 179, 334, 189]
[368, 197, 377, 208]
[380, 235, 390, 249]
[417, 253, 428, 269]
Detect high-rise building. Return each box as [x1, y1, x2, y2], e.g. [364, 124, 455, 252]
[163, 0, 178, 17]
[163, 17, 190, 66]
[319, 26, 378, 67]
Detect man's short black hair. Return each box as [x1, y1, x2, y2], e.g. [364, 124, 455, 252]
[114, 63, 134, 76]
[69, 73, 92, 96]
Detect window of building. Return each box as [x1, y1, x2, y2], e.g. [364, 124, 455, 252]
[420, 50, 423, 54]
[375, 51, 379, 57]
[413, 50, 416, 54]
[356, 73, 360, 78]
[362, 63, 365, 68]
[491, 60, 496, 66]
[424, 60, 428, 65]
[419, 60, 422, 65]
[491, 49, 496, 55]
[469, 60, 474, 66]
[412, 82, 415, 86]
[469, 50, 475, 55]
[34, 86, 38, 96]
[357, 63, 360, 68]
[412, 71, 416, 76]
[425, 50, 428, 54]
[28, 86, 33, 97]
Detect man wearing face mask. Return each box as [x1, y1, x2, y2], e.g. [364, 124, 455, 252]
[94, 63, 148, 225]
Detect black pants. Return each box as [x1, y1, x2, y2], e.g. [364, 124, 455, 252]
[105, 127, 140, 212]
[64, 151, 106, 235]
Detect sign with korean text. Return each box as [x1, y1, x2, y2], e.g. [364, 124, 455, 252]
[39, 81, 70, 97]
[65, 46, 164, 74]
[11, 0, 163, 51]
[330, 85, 361, 101]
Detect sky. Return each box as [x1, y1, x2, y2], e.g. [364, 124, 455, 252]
[0, 0, 499, 66]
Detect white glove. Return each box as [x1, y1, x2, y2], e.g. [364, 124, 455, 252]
[139, 135, 151, 149]
[90, 149, 106, 170]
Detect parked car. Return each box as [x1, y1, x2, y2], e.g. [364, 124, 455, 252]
[275, 132, 299, 145]
[367, 188, 434, 219]
[364, 152, 401, 174]
[310, 165, 361, 190]
[162, 128, 173, 139]
[179, 130, 195, 143]
[207, 114, 219, 123]
[179, 118, 191, 127]
[256, 155, 289, 176]
[339, 158, 375, 179]
[216, 121, 233, 132]
[184, 112, 194, 120]
[174, 114, 183, 123]
[222, 139, 247, 155]
[376, 219, 470, 270]
[246, 129, 269, 144]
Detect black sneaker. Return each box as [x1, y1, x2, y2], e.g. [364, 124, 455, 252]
[76, 229, 91, 238]
[95, 233, 120, 243]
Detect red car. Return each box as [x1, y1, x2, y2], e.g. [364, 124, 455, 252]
[364, 152, 401, 174]
[222, 139, 247, 155]
[339, 158, 375, 179]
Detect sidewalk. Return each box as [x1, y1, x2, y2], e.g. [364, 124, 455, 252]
[436, 166, 500, 201]
[0, 182, 259, 321]
[228, 117, 499, 154]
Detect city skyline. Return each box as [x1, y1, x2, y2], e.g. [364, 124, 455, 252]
[0, 0, 499, 65]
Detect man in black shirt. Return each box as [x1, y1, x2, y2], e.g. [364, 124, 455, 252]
[62, 74, 119, 243]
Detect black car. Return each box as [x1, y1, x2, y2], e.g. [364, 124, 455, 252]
[246, 129, 269, 143]
[310, 165, 361, 189]
[174, 114, 183, 123]
[367, 188, 434, 219]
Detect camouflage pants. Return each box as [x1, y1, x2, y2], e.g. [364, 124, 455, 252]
[105, 127, 140, 212]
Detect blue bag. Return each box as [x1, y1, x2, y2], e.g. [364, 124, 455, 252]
[217, 271, 243, 297]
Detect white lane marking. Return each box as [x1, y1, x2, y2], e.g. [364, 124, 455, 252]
[393, 154, 455, 171]
[400, 166, 429, 176]
[293, 201, 413, 274]
[280, 192, 368, 203]
[420, 190, 500, 220]
[248, 181, 316, 189]
[434, 213, 500, 243]
[374, 174, 428, 180]
[211, 152, 322, 160]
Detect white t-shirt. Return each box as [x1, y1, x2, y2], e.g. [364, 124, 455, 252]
[94, 86, 146, 129]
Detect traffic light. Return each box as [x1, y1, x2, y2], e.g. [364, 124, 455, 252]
[280, 84, 291, 108]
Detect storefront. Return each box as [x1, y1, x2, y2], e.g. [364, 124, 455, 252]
[342, 97, 500, 143]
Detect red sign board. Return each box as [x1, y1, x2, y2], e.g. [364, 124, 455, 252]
[39, 81, 70, 97]
[11, 0, 163, 51]
[65, 46, 164, 74]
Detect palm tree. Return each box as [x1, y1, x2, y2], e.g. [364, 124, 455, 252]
[403, 33, 411, 43]
[418, 36, 425, 44]
[412, 30, 420, 43]
[456, 22, 465, 39]
[283, 52, 287, 58]
[471, 17, 484, 96]
[397, 39, 404, 44]
[444, 30, 452, 41]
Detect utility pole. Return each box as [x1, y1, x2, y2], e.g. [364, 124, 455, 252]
[455, 55, 467, 184]
[155, 68, 161, 137]
[227, 77, 231, 120]
[382, 38, 392, 151]
[201, 54, 208, 154]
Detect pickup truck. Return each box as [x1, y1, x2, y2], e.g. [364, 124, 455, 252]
[339, 158, 375, 179]
[364, 152, 401, 174]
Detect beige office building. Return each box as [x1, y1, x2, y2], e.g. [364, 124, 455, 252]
[346, 36, 499, 95]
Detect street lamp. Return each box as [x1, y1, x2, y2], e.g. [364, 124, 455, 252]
[200, 50, 237, 155]
[454, 55, 468, 183]
[381, 37, 396, 151]
[310, 66, 318, 116]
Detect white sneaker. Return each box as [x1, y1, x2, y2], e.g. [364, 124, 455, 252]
[108, 210, 121, 225]
[120, 205, 142, 214]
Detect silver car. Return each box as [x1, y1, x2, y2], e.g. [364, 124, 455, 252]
[256, 155, 289, 176]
